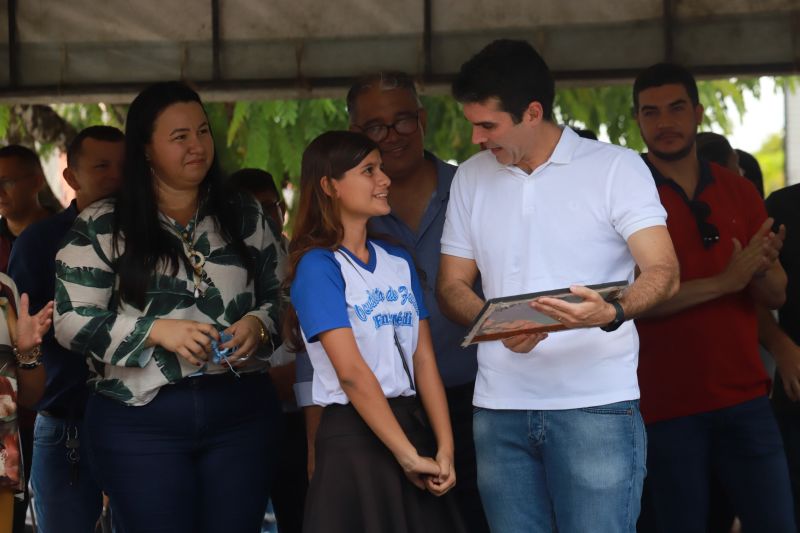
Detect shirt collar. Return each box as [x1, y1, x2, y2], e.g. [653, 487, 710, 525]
[641, 154, 715, 199]
[428, 151, 455, 201]
[506, 125, 579, 176]
[549, 126, 580, 165]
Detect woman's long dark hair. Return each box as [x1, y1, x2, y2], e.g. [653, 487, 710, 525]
[284, 131, 379, 351]
[113, 81, 254, 309]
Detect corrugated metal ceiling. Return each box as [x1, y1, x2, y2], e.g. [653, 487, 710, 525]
[1, 0, 798, 103]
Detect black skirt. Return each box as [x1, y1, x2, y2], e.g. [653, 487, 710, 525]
[303, 396, 467, 533]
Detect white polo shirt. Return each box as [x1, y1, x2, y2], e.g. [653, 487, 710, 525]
[441, 127, 667, 410]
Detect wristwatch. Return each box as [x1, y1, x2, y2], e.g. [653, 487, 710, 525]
[600, 300, 625, 332]
[14, 344, 43, 369]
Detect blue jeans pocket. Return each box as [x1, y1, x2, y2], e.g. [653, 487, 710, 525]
[579, 401, 635, 416]
[33, 415, 67, 447]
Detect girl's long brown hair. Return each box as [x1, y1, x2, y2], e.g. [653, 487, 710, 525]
[284, 131, 379, 351]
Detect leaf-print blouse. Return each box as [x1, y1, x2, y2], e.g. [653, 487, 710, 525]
[53, 194, 284, 406]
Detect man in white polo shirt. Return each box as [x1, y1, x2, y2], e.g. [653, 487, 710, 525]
[436, 39, 680, 533]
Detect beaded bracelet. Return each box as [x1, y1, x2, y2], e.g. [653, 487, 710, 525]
[13, 344, 42, 369]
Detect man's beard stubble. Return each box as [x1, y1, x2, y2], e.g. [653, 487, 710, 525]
[647, 132, 696, 162]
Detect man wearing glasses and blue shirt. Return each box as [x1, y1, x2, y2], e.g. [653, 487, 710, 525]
[633, 63, 796, 532]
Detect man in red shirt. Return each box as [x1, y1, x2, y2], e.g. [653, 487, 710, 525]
[633, 63, 795, 532]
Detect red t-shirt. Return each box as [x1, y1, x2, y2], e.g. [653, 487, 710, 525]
[637, 160, 770, 424]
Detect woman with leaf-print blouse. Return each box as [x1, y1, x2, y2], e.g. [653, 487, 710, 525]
[54, 82, 284, 533]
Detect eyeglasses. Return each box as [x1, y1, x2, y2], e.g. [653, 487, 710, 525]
[357, 113, 420, 142]
[688, 200, 720, 248]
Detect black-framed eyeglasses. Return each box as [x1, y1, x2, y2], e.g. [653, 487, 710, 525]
[357, 113, 420, 142]
[688, 200, 720, 248]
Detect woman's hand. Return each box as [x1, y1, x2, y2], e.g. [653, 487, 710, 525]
[222, 315, 264, 364]
[397, 451, 441, 490]
[148, 319, 218, 366]
[425, 451, 456, 496]
[16, 294, 53, 353]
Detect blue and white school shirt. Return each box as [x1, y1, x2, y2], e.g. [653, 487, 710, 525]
[291, 240, 429, 406]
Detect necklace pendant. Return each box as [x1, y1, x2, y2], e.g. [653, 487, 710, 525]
[193, 286, 200, 298]
[189, 250, 205, 269]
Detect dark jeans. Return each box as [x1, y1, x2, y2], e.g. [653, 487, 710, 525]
[271, 410, 307, 533]
[84, 372, 282, 533]
[642, 395, 795, 533]
[31, 414, 102, 533]
[772, 376, 800, 532]
[447, 381, 490, 533]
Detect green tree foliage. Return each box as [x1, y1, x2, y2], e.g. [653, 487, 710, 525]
[420, 95, 479, 163]
[556, 78, 762, 151]
[211, 99, 350, 178]
[0, 103, 126, 158]
[0, 77, 771, 184]
[755, 132, 785, 197]
[0, 105, 9, 140]
[213, 78, 766, 181]
[52, 103, 126, 133]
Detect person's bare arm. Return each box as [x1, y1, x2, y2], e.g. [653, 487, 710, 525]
[413, 320, 456, 496]
[436, 254, 484, 327]
[303, 405, 323, 480]
[15, 295, 52, 409]
[749, 261, 787, 310]
[758, 306, 800, 401]
[534, 225, 679, 326]
[16, 367, 45, 409]
[748, 223, 787, 309]
[617, 225, 680, 317]
[437, 254, 547, 353]
[319, 328, 440, 488]
[644, 219, 784, 318]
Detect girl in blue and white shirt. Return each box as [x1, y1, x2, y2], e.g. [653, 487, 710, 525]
[286, 131, 464, 533]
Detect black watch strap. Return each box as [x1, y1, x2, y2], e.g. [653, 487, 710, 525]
[600, 300, 625, 332]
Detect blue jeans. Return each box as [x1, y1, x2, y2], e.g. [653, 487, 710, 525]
[643, 395, 796, 533]
[473, 400, 646, 533]
[84, 372, 282, 533]
[31, 413, 103, 533]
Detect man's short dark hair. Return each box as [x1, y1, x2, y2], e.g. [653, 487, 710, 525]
[452, 39, 555, 123]
[228, 168, 279, 197]
[633, 63, 700, 111]
[346, 71, 422, 123]
[0, 144, 43, 173]
[66, 125, 125, 168]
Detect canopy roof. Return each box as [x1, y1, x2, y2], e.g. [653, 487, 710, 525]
[2, 0, 799, 103]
